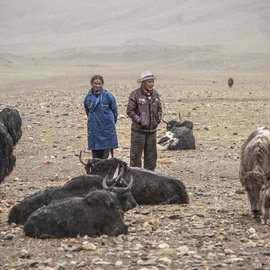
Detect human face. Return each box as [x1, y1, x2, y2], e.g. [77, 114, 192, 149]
[143, 79, 155, 92]
[91, 79, 103, 94]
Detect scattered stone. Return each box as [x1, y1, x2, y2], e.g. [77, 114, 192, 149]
[81, 242, 97, 251]
[158, 243, 170, 249]
[93, 259, 112, 266]
[3, 233, 15, 240]
[247, 227, 256, 234]
[115, 261, 123, 266]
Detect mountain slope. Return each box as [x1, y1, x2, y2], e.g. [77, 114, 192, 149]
[1, 0, 270, 72]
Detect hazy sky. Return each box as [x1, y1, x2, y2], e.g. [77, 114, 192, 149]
[1, 0, 270, 56]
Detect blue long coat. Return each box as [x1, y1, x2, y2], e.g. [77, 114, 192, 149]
[84, 88, 118, 150]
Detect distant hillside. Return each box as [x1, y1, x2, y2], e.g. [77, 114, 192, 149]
[1, 0, 270, 72]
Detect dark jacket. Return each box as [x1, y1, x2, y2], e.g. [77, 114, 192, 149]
[127, 87, 162, 133]
[84, 88, 118, 150]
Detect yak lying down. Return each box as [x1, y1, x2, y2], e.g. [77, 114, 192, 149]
[24, 190, 128, 238]
[9, 173, 136, 225]
[80, 153, 189, 205]
[158, 120, 196, 150]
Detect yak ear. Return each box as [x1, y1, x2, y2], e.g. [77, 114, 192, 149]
[261, 183, 266, 192]
[239, 166, 246, 178]
[265, 167, 270, 181]
[103, 195, 115, 208]
[239, 167, 247, 186]
[255, 165, 264, 174]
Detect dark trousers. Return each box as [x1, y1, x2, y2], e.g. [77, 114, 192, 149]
[92, 149, 114, 159]
[130, 130, 157, 171]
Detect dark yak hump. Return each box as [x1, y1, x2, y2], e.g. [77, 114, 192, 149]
[85, 190, 116, 208]
[63, 175, 103, 191]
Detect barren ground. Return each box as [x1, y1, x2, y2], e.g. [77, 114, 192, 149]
[1, 74, 270, 270]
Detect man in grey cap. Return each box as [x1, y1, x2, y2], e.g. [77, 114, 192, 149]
[126, 71, 162, 171]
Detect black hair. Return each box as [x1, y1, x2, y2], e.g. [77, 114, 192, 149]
[90, 75, 104, 84]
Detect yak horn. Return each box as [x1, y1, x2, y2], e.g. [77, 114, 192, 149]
[108, 149, 114, 158]
[112, 163, 120, 179]
[178, 113, 182, 122]
[102, 175, 110, 189]
[79, 150, 87, 165]
[161, 113, 168, 124]
[124, 175, 134, 191]
[115, 167, 125, 184]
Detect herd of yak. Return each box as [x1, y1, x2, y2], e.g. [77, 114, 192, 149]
[1, 103, 270, 239]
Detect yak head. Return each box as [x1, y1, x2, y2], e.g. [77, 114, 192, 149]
[166, 120, 194, 131]
[240, 168, 266, 219]
[162, 112, 193, 131]
[79, 151, 128, 177]
[102, 175, 137, 212]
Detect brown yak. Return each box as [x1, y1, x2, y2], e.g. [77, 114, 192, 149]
[239, 127, 270, 222]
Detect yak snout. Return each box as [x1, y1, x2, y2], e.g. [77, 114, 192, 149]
[252, 209, 261, 219]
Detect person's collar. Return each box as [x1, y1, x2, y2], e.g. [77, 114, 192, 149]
[91, 88, 102, 95]
[141, 85, 153, 95]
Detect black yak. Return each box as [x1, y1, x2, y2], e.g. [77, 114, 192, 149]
[0, 107, 22, 183]
[80, 153, 189, 205]
[228, 77, 234, 88]
[0, 107, 22, 146]
[24, 189, 128, 238]
[158, 119, 195, 150]
[8, 173, 136, 225]
[0, 123, 16, 183]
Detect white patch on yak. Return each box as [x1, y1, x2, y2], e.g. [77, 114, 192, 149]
[157, 131, 179, 151]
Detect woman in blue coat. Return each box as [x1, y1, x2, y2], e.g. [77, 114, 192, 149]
[84, 75, 118, 159]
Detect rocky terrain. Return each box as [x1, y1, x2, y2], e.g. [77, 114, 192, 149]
[1, 74, 270, 269]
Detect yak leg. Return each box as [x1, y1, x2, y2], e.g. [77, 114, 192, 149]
[261, 189, 270, 225]
[261, 206, 270, 225]
[160, 195, 181, 205]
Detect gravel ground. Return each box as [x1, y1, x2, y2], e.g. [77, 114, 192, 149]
[1, 74, 270, 270]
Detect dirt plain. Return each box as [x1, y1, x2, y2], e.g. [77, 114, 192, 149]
[1, 73, 270, 270]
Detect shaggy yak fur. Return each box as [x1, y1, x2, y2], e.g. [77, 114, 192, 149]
[240, 127, 270, 223]
[8, 174, 136, 225]
[80, 154, 189, 205]
[0, 107, 22, 146]
[24, 190, 128, 238]
[0, 107, 22, 183]
[0, 123, 16, 183]
[158, 120, 196, 150]
[260, 168, 270, 224]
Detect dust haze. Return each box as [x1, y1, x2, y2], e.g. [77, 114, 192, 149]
[1, 0, 270, 92]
